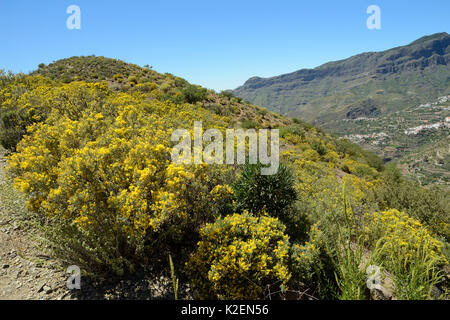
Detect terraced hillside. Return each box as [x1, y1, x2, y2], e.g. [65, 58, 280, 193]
[337, 95, 450, 185]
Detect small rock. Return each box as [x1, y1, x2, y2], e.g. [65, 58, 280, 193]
[43, 285, 53, 294]
[9, 249, 17, 258]
[37, 283, 46, 293]
[2, 264, 9, 269]
[431, 286, 442, 298]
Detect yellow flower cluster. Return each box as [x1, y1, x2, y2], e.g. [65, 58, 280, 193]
[6, 83, 234, 249]
[187, 212, 291, 299]
[366, 209, 447, 266]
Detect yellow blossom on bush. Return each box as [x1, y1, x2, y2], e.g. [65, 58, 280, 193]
[366, 209, 447, 266]
[187, 212, 291, 299]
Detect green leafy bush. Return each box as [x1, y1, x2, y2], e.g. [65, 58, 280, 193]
[182, 85, 206, 104]
[311, 140, 326, 156]
[233, 162, 303, 241]
[219, 90, 234, 99]
[233, 162, 297, 216]
[0, 109, 29, 150]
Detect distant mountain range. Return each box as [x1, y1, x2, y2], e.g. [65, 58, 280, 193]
[233, 32, 450, 123]
[233, 32, 450, 186]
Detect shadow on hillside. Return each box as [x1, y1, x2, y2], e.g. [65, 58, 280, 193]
[66, 269, 189, 300]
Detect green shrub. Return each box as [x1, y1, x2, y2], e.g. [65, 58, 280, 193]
[335, 139, 384, 171]
[279, 126, 305, 139]
[220, 90, 234, 99]
[233, 162, 304, 241]
[0, 109, 33, 151]
[240, 119, 258, 129]
[182, 85, 206, 104]
[290, 224, 340, 299]
[311, 140, 326, 156]
[128, 75, 138, 85]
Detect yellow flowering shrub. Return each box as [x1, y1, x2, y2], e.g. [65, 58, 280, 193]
[366, 209, 447, 265]
[365, 209, 448, 299]
[0, 76, 114, 150]
[5, 65, 446, 299]
[341, 158, 378, 179]
[303, 148, 321, 162]
[292, 155, 378, 227]
[187, 212, 291, 299]
[290, 222, 321, 278]
[6, 91, 234, 275]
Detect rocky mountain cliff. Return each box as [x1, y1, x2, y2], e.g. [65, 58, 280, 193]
[233, 32, 450, 123]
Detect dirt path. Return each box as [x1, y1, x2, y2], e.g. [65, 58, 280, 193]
[0, 150, 73, 300]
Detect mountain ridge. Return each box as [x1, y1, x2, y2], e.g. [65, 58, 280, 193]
[233, 32, 450, 120]
[233, 32, 450, 186]
[238, 32, 449, 89]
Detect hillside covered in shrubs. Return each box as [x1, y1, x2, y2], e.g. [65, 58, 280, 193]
[0, 56, 449, 300]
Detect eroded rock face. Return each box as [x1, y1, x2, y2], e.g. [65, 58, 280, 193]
[345, 99, 380, 119]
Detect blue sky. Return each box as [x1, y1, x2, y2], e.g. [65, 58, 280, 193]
[0, 0, 449, 91]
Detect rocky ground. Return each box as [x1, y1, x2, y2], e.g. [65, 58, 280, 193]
[0, 151, 71, 300]
[0, 148, 177, 300]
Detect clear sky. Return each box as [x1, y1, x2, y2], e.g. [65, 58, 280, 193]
[0, 0, 449, 91]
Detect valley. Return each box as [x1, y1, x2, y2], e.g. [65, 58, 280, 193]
[233, 33, 450, 186]
[334, 95, 449, 185]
